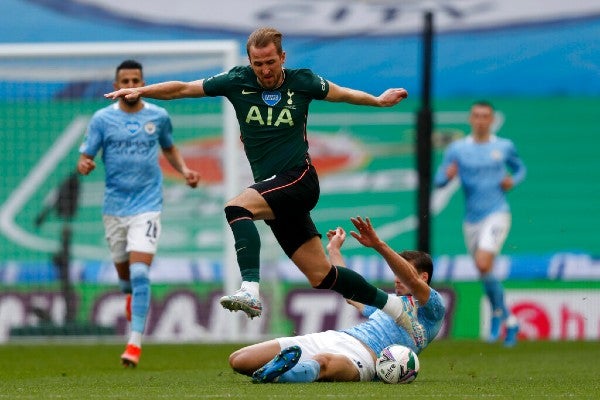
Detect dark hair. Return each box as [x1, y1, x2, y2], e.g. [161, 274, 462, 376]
[398, 250, 434, 285]
[115, 59, 143, 79]
[246, 27, 283, 57]
[472, 100, 494, 111]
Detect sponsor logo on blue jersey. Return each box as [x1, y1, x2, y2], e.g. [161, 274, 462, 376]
[262, 91, 281, 106]
[126, 121, 141, 134]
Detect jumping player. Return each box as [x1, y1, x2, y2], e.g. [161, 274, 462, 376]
[104, 28, 414, 330]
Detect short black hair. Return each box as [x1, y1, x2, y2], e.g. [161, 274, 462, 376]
[398, 250, 434, 285]
[472, 100, 494, 111]
[115, 59, 143, 79]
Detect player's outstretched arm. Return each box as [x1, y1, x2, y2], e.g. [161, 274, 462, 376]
[326, 227, 346, 267]
[350, 216, 431, 304]
[325, 82, 408, 107]
[104, 79, 206, 102]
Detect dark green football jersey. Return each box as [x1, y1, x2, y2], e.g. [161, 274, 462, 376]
[203, 66, 329, 182]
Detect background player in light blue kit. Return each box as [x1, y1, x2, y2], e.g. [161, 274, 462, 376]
[77, 60, 200, 367]
[229, 216, 445, 383]
[434, 101, 526, 347]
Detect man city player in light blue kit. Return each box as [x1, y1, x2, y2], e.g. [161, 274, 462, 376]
[78, 60, 200, 367]
[229, 216, 445, 383]
[434, 101, 526, 347]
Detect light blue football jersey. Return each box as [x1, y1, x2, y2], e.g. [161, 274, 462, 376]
[434, 135, 526, 223]
[343, 288, 446, 356]
[79, 102, 174, 216]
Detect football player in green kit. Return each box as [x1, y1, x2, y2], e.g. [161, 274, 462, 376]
[105, 27, 412, 328]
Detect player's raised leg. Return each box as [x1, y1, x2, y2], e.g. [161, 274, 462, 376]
[291, 236, 411, 327]
[219, 205, 262, 318]
[220, 188, 272, 319]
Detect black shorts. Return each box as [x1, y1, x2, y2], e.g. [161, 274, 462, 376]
[251, 160, 321, 258]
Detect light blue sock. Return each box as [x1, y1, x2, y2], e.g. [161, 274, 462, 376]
[277, 359, 320, 383]
[130, 262, 150, 333]
[119, 279, 132, 294]
[482, 273, 507, 318]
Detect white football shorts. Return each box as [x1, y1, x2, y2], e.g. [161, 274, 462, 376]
[103, 211, 161, 263]
[463, 211, 511, 255]
[277, 330, 376, 382]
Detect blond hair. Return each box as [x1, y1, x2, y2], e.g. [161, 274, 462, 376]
[246, 27, 283, 56]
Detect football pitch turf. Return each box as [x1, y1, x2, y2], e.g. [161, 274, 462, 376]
[1, 340, 597, 399]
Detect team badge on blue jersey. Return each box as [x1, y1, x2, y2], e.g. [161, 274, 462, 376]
[144, 122, 157, 135]
[262, 91, 281, 107]
[126, 121, 141, 134]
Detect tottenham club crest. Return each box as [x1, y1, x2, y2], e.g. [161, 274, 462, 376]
[262, 91, 281, 107]
[144, 122, 157, 135]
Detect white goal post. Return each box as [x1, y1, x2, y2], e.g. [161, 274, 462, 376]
[0, 40, 247, 341]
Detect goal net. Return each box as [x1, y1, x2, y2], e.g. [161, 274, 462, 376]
[0, 40, 267, 342]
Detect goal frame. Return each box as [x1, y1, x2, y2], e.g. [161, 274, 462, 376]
[0, 40, 243, 339]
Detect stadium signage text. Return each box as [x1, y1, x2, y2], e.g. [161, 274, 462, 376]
[59, 0, 600, 36]
[5, 286, 599, 343]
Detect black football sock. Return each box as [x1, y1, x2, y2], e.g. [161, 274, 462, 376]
[316, 266, 388, 309]
[225, 206, 261, 282]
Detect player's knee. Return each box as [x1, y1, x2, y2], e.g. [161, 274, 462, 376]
[228, 350, 241, 370]
[224, 205, 254, 224]
[312, 353, 330, 370]
[311, 353, 336, 380]
[474, 254, 494, 274]
[228, 349, 252, 375]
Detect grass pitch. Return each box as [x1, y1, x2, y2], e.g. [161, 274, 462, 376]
[0, 339, 598, 399]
